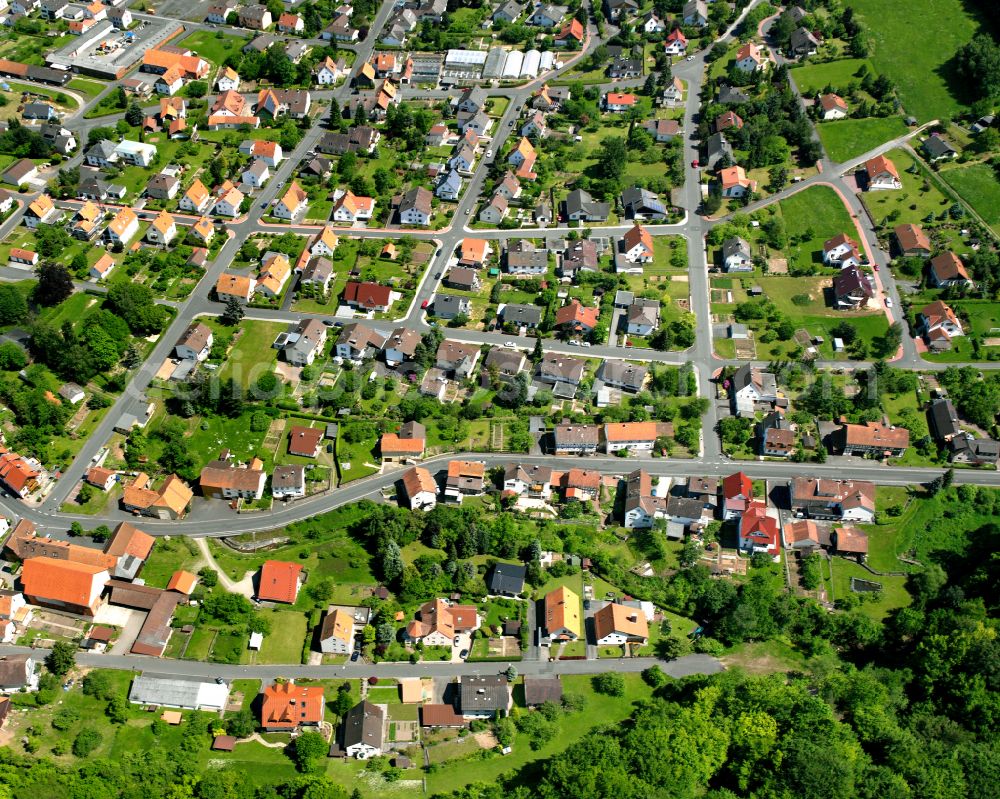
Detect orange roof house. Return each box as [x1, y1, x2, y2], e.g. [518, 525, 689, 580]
[121, 473, 192, 519]
[592, 602, 649, 645]
[103, 522, 155, 562]
[719, 165, 757, 195]
[0, 453, 40, 498]
[459, 238, 489, 267]
[167, 570, 198, 595]
[261, 681, 324, 731]
[215, 273, 256, 302]
[143, 48, 210, 79]
[380, 433, 426, 459]
[257, 560, 303, 603]
[20, 558, 109, 616]
[555, 300, 599, 332]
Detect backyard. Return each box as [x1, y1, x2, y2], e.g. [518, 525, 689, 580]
[817, 116, 909, 163]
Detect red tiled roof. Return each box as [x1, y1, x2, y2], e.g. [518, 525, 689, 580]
[257, 561, 302, 603]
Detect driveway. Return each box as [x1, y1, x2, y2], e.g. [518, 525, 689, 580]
[451, 633, 471, 663]
[92, 606, 146, 655]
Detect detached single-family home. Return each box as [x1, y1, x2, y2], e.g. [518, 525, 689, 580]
[823, 232, 862, 268]
[593, 602, 649, 646]
[723, 236, 753, 271]
[864, 154, 901, 190]
[929, 251, 973, 288]
[818, 93, 848, 120]
[893, 223, 932, 258]
[919, 300, 964, 350]
[730, 365, 778, 417]
[719, 165, 757, 198]
[724, 471, 757, 523]
[400, 466, 437, 510]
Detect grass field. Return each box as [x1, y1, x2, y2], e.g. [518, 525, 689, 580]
[790, 58, 876, 95]
[817, 116, 909, 163]
[251, 609, 308, 664]
[861, 147, 952, 227]
[179, 30, 248, 67]
[215, 319, 285, 390]
[426, 674, 654, 795]
[941, 163, 1000, 231]
[849, 0, 983, 121]
[774, 185, 856, 271]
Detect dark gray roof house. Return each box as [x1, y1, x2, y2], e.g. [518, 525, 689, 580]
[562, 188, 610, 222]
[434, 293, 471, 319]
[928, 398, 961, 441]
[342, 700, 386, 755]
[487, 562, 526, 596]
[460, 675, 510, 716]
[500, 303, 542, 327]
[522, 676, 563, 706]
[718, 85, 750, 105]
[706, 133, 733, 170]
[922, 135, 957, 161]
[620, 186, 667, 219]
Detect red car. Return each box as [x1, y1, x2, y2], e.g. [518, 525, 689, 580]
[421, 299, 429, 309]
[691, 159, 699, 168]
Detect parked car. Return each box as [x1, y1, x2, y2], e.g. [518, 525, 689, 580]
[421, 299, 429, 309]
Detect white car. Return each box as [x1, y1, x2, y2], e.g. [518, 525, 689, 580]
[568, 340, 579, 346]
[504, 341, 516, 347]
[581, 341, 591, 347]
[885, 297, 894, 308]
[486, 149, 493, 159]
[686, 55, 695, 61]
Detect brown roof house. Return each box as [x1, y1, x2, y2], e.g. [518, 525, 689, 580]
[834, 422, 909, 459]
[122, 474, 192, 519]
[443, 460, 485, 502]
[406, 598, 478, 646]
[199, 454, 266, 501]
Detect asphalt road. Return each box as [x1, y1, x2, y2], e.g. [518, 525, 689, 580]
[0, 644, 722, 681]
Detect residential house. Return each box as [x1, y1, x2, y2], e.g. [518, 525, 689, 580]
[335, 323, 385, 360]
[257, 560, 302, 604]
[706, 132, 733, 170]
[529, 4, 564, 27]
[174, 322, 213, 362]
[0, 453, 41, 498]
[121, 474, 192, 520]
[505, 239, 548, 274]
[715, 110, 743, 132]
[719, 165, 757, 198]
[343, 281, 392, 312]
[435, 339, 479, 378]
[287, 426, 324, 458]
[819, 93, 848, 120]
[823, 232, 862, 268]
[834, 421, 909, 458]
[180, 179, 212, 214]
[789, 27, 819, 56]
[603, 91, 637, 113]
[260, 681, 323, 731]
[146, 210, 177, 246]
[620, 224, 654, 263]
[342, 701, 386, 759]
[274, 181, 308, 220]
[24, 194, 60, 228]
[400, 466, 437, 510]
[758, 411, 794, 457]
[723, 236, 753, 271]
[383, 328, 421, 367]
[479, 193, 509, 224]
[552, 423, 600, 455]
[215, 273, 255, 304]
[8, 248, 37, 267]
[682, 0, 708, 26]
[502, 463, 554, 499]
[493, 0, 522, 24]
[948, 435, 1000, 466]
[460, 675, 511, 718]
[406, 598, 478, 646]
[555, 300, 599, 335]
[199, 455, 266, 501]
[444, 267, 480, 292]
[563, 188, 610, 222]
[146, 173, 179, 201]
[380, 421, 426, 462]
[833, 264, 876, 310]
[790, 477, 876, 523]
[332, 190, 376, 223]
[443, 460, 486, 502]
[662, 76, 684, 106]
[433, 293, 471, 321]
[560, 238, 598, 277]
[927, 397, 961, 442]
[922, 134, 957, 162]
[542, 586, 581, 641]
[436, 170, 463, 201]
[397, 187, 433, 227]
[319, 607, 359, 656]
[735, 42, 767, 72]
[621, 185, 669, 222]
[738, 502, 779, 556]
[274, 318, 327, 366]
[507, 137, 537, 180]
[918, 300, 964, 350]
[893, 223, 932, 258]
[604, 421, 658, 453]
[458, 237, 491, 268]
[238, 4, 272, 29]
[239, 139, 283, 166]
[663, 28, 687, 54]
[642, 118, 680, 145]
[106, 207, 138, 246]
[864, 154, 901, 190]
[499, 303, 542, 330]
[539, 353, 586, 387]
[242, 159, 270, 189]
[929, 251, 973, 288]
[622, 469, 667, 529]
[593, 602, 649, 646]
[730, 365, 778, 417]
[721, 471, 753, 520]
[604, 0, 637, 22]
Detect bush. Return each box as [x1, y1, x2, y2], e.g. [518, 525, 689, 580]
[72, 728, 102, 757]
[592, 672, 625, 697]
[791, 294, 811, 306]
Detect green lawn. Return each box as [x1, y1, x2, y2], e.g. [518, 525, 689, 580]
[829, 556, 910, 621]
[67, 77, 108, 101]
[776, 185, 857, 271]
[426, 674, 654, 795]
[215, 319, 285, 390]
[850, 0, 982, 121]
[941, 163, 1000, 232]
[860, 147, 952, 227]
[817, 116, 909, 163]
[790, 58, 877, 95]
[250, 609, 308, 664]
[178, 30, 249, 67]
